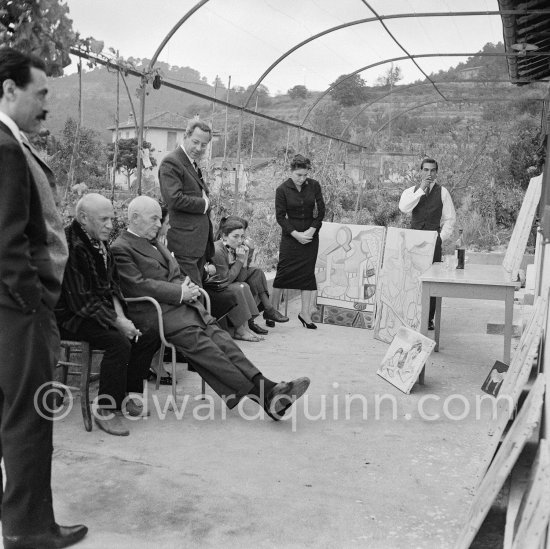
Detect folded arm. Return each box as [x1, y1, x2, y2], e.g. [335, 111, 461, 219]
[159, 157, 207, 214]
[398, 185, 425, 214]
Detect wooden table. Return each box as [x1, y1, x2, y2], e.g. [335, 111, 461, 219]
[419, 263, 516, 383]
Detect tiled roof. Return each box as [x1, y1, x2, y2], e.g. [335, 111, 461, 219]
[108, 111, 190, 131]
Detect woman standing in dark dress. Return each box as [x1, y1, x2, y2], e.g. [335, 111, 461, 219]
[271, 154, 325, 328]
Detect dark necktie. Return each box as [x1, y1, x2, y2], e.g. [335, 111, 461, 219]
[193, 161, 203, 181]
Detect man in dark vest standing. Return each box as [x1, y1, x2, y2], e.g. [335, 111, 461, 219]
[399, 157, 456, 330]
[0, 48, 87, 548]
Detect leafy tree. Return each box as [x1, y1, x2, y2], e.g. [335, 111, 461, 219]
[0, 0, 77, 76]
[48, 118, 108, 188]
[243, 84, 270, 107]
[376, 65, 403, 88]
[309, 101, 346, 137]
[107, 138, 156, 189]
[329, 74, 366, 107]
[507, 124, 542, 189]
[288, 85, 308, 100]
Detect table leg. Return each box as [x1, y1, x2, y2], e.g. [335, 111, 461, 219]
[434, 297, 442, 352]
[419, 282, 431, 385]
[503, 288, 514, 364]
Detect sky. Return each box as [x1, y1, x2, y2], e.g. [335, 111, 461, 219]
[63, 0, 505, 95]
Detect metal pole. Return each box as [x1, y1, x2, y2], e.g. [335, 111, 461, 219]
[283, 127, 291, 165]
[111, 52, 120, 202]
[136, 77, 147, 195]
[388, 62, 393, 141]
[223, 75, 231, 161]
[250, 94, 259, 163]
[209, 75, 218, 163]
[65, 57, 83, 199]
[235, 110, 243, 203]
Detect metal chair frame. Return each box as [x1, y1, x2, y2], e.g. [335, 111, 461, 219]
[125, 288, 210, 402]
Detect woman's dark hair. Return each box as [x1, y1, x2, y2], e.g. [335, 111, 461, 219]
[290, 154, 311, 171]
[217, 216, 245, 239]
[225, 215, 248, 230]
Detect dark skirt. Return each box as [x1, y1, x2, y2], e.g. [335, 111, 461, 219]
[273, 233, 319, 291]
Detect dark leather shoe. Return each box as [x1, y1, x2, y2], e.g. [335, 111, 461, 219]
[263, 308, 289, 323]
[265, 319, 275, 328]
[94, 409, 129, 436]
[3, 523, 88, 549]
[428, 320, 435, 331]
[123, 398, 150, 417]
[264, 377, 310, 421]
[248, 320, 268, 335]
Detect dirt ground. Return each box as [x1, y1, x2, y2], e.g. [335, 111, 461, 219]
[28, 296, 518, 548]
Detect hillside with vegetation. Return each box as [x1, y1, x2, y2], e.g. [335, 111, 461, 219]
[40, 42, 545, 267]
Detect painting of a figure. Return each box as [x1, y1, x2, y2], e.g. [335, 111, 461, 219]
[377, 326, 435, 394]
[373, 227, 437, 343]
[315, 222, 385, 315]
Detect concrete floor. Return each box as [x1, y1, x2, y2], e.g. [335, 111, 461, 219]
[45, 297, 520, 549]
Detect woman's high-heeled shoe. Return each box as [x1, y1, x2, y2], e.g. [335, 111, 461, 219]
[298, 314, 317, 330]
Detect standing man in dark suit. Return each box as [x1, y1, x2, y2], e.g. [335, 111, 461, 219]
[159, 119, 214, 287]
[0, 48, 87, 549]
[399, 157, 456, 330]
[112, 196, 310, 421]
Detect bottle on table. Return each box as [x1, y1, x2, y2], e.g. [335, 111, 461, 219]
[456, 229, 465, 270]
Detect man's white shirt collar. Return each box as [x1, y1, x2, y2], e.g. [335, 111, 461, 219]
[180, 144, 194, 165]
[0, 111, 23, 144]
[127, 228, 142, 238]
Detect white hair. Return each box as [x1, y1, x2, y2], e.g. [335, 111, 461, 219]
[127, 196, 161, 221]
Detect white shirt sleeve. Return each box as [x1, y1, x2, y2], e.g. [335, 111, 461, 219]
[399, 185, 425, 213]
[399, 184, 456, 242]
[202, 190, 209, 214]
[439, 187, 456, 242]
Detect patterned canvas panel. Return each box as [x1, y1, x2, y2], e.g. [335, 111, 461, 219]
[315, 222, 385, 321]
[373, 227, 437, 343]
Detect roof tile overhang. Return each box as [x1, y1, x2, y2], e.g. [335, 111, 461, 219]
[499, 0, 550, 84]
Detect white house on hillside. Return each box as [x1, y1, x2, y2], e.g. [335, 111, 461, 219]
[108, 111, 191, 190]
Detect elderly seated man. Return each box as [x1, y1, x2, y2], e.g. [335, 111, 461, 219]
[111, 196, 310, 420]
[55, 194, 160, 436]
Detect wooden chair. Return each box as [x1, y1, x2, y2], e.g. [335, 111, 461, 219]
[56, 340, 103, 432]
[56, 290, 210, 430]
[125, 288, 210, 402]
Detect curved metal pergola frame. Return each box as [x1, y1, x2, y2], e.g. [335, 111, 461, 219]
[241, 8, 550, 110]
[121, 1, 550, 192]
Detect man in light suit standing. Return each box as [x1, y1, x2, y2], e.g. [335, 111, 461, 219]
[0, 48, 87, 549]
[159, 119, 214, 287]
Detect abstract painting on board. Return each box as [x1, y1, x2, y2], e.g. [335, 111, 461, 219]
[315, 222, 385, 319]
[377, 326, 435, 394]
[373, 227, 437, 343]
